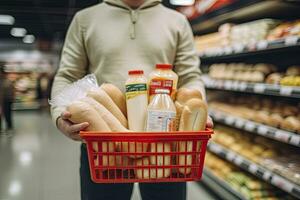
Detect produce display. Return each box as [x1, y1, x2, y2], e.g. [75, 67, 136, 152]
[208, 63, 300, 86]
[212, 125, 300, 185]
[205, 152, 291, 200]
[195, 19, 300, 55]
[209, 95, 300, 133]
[50, 64, 209, 180]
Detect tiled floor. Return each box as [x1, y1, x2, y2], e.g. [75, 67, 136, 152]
[0, 111, 218, 200]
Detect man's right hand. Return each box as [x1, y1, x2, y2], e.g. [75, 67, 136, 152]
[57, 111, 89, 141]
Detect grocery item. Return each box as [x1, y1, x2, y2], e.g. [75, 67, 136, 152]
[178, 98, 208, 174]
[175, 101, 184, 131]
[101, 83, 127, 116]
[148, 64, 178, 101]
[125, 70, 148, 131]
[87, 87, 128, 128]
[280, 116, 300, 132]
[176, 88, 203, 105]
[135, 157, 156, 179]
[146, 89, 176, 178]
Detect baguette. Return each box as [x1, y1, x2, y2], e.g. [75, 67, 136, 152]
[66, 101, 115, 167]
[176, 88, 203, 105]
[100, 83, 127, 117]
[81, 97, 146, 158]
[135, 157, 156, 179]
[178, 99, 207, 175]
[149, 142, 172, 178]
[87, 88, 128, 128]
[175, 101, 184, 131]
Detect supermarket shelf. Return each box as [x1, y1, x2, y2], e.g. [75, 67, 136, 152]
[202, 168, 247, 200]
[199, 36, 300, 61]
[202, 75, 300, 99]
[192, 0, 300, 35]
[209, 109, 300, 148]
[207, 142, 300, 199]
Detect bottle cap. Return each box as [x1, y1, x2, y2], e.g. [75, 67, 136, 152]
[154, 89, 170, 94]
[156, 64, 173, 70]
[128, 70, 144, 75]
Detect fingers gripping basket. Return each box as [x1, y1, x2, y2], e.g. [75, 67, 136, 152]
[80, 129, 213, 183]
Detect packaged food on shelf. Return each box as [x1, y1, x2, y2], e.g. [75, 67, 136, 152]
[211, 125, 300, 185]
[205, 152, 291, 200]
[209, 94, 300, 133]
[267, 20, 300, 41]
[148, 64, 178, 101]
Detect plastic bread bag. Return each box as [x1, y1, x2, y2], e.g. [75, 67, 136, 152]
[49, 74, 116, 167]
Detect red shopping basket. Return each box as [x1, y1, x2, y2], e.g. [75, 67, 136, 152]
[80, 129, 213, 183]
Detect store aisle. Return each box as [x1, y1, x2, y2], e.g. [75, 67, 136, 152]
[0, 112, 217, 200]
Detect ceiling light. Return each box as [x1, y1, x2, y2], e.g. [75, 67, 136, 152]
[0, 15, 15, 25]
[9, 181, 22, 196]
[170, 0, 195, 6]
[23, 35, 35, 44]
[10, 28, 27, 37]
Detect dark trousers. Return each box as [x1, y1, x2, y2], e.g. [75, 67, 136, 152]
[0, 100, 13, 130]
[80, 144, 186, 200]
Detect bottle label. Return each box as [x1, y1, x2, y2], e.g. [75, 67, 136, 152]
[126, 83, 147, 100]
[149, 79, 173, 97]
[146, 110, 176, 132]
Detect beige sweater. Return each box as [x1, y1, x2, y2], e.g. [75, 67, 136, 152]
[51, 0, 205, 124]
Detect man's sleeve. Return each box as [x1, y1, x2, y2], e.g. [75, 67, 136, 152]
[174, 17, 206, 100]
[50, 13, 88, 125]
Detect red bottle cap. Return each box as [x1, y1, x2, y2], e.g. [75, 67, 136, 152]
[156, 64, 173, 70]
[128, 70, 144, 75]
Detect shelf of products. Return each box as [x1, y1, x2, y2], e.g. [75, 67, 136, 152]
[203, 152, 294, 200]
[207, 141, 300, 198]
[209, 95, 300, 134]
[191, 0, 300, 34]
[209, 109, 300, 148]
[207, 126, 300, 197]
[203, 76, 300, 98]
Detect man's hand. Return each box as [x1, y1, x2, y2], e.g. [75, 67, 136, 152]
[206, 115, 213, 129]
[57, 111, 89, 141]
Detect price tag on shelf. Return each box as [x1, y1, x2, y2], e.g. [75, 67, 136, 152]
[256, 40, 268, 50]
[263, 170, 272, 181]
[225, 116, 235, 125]
[232, 81, 240, 90]
[257, 125, 268, 136]
[224, 46, 233, 55]
[209, 143, 223, 154]
[232, 43, 244, 53]
[274, 130, 290, 143]
[280, 87, 293, 96]
[224, 81, 233, 89]
[234, 156, 244, 166]
[235, 118, 245, 128]
[237, 82, 247, 91]
[254, 84, 266, 93]
[245, 122, 256, 132]
[290, 135, 300, 146]
[226, 151, 236, 161]
[249, 164, 258, 173]
[285, 36, 299, 46]
[271, 175, 294, 193]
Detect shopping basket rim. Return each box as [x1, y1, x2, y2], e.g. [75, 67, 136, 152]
[80, 128, 213, 138]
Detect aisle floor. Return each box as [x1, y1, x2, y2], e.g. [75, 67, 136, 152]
[0, 111, 218, 200]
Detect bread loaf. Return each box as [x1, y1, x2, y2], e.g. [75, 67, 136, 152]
[81, 97, 146, 158]
[176, 88, 202, 105]
[100, 83, 127, 116]
[135, 157, 156, 179]
[175, 101, 184, 131]
[280, 116, 300, 132]
[66, 101, 115, 166]
[87, 88, 128, 128]
[149, 142, 171, 178]
[178, 99, 208, 175]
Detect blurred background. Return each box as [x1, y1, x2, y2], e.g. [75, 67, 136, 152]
[0, 0, 300, 200]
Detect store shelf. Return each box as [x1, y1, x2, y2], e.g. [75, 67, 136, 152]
[199, 36, 300, 61]
[12, 101, 41, 111]
[207, 142, 300, 199]
[202, 168, 247, 200]
[202, 75, 300, 99]
[209, 109, 300, 148]
[191, 0, 300, 35]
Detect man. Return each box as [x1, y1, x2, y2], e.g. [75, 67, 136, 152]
[51, 0, 212, 199]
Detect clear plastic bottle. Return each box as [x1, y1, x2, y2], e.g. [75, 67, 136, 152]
[148, 64, 178, 102]
[125, 70, 148, 131]
[146, 89, 176, 132]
